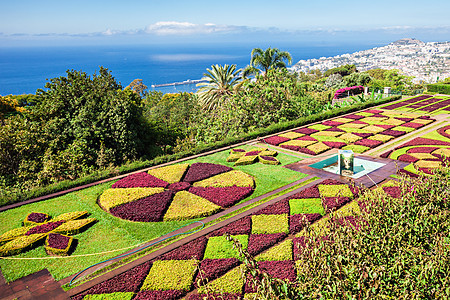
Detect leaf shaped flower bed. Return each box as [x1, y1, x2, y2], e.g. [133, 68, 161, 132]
[226, 148, 280, 166]
[262, 108, 435, 155]
[0, 211, 95, 257]
[98, 163, 255, 222]
[381, 124, 450, 177]
[72, 179, 364, 300]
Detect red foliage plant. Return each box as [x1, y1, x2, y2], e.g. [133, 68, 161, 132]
[112, 172, 169, 188]
[244, 261, 296, 293]
[109, 190, 174, 222]
[263, 136, 290, 146]
[289, 213, 322, 233]
[159, 236, 208, 261]
[71, 262, 152, 299]
[25, 221, 64, 235]
[293, 128, 318, 135]
[168, 182, 191, 192]
[134, 290, 185, 300]
[207, 216, 252, 237]
[26, 213, 50, 224]
[183, 163, 233, 184]
[189, 186, 253, 208]
[354, 139, 383, 148]
[46, 233, 70, 250]
[194, 258, 240, 288]
[247, 233, 287, 256]
[252, 199, 290, 215]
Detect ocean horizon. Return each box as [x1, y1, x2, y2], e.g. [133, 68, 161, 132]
[0, 42, 382, 95]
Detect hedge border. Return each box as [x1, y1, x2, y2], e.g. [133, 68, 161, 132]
[0, 95, 401, 209]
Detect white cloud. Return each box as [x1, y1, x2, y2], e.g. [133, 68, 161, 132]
[144, 21, 242, 35]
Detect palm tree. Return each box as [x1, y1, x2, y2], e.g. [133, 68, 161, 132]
[244, 47, 293, 77]
[196, 64, 242, 111]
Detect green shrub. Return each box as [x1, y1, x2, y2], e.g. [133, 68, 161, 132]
[317, 184, 354, 198]
[197, 266, 244, 294]
[289, 198, 325, 215]
[426, 84, 450, 95]
[203, 234, 249, 260]
[140, 259, 198, 291]
[83, 293, 134, 300]
[163, 191, 221, 221]
[252, 214, 289, 234]
[255, 239, 293, 261]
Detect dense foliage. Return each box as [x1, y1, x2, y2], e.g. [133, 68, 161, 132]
[235, 166, 450, 299]
[0, 68, 159, 191]
[427, 83, 450, 94]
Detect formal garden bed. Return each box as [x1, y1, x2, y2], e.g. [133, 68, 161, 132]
[264, 106, 436, 155]
[70, 178, 363, 300]
[0, 145, 307, 283]
[1, 94, 449, 298]
[68, 162, 450, 299]
[380, 94, 450, 115]
[381, 124, 450, 177]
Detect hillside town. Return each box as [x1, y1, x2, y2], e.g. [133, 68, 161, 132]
[290, 38, 450, 84]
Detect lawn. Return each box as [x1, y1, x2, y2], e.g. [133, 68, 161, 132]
[0, 146, 306, 282]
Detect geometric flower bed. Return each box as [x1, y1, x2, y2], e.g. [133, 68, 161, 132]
[98, 163, 255, 222]
[227, 148, 280, 166]
[71, 179, 360, 300]
[0, 211, 95, 257]
[381, 94, 450, 115]
[381, 124, 450, 177]
[263, 108, 435, 155]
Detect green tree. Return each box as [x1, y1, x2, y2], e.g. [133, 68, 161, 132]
[245, 47, 292, 77]
[343, 72, 372, 87]
[196, 64, 242, 111]
[323, 64, 357, 77]
[125, 79, 148, 97]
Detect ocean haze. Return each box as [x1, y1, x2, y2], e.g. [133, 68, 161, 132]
[0, 42, 383, 96]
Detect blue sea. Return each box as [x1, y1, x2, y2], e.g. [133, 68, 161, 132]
[0, 42, 380, 95]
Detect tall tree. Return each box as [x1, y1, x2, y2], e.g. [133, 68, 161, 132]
[126, 79, 148, 97]
[196, 64, 242, 111]
[245, 47, 292, 77]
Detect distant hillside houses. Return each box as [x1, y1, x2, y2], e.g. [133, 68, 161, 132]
[290, 39, 450, 84]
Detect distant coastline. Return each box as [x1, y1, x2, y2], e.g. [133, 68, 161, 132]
[0, 43, 380, 95]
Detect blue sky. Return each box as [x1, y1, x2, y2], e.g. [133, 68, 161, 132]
[1, 0, 449, 46]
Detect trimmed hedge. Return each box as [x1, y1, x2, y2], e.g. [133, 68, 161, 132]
[426, 84, 450, 95]
[0, 95, 401, 208]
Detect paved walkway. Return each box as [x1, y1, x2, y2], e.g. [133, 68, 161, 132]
[0, 269, 68, 300]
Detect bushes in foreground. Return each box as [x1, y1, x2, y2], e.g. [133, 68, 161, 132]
[234, 166, 450, 299]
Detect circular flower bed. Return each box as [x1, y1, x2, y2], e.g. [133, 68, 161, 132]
[98, 163, 255, 222]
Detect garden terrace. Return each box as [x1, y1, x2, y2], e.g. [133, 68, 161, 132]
[0, 144, 308, 284]
[262, 106, 437, 156]
[1, 94, 449, 299]
[69, 178, 363, 300]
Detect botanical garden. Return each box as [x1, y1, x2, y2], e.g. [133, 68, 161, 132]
[0, 48, 449, 299]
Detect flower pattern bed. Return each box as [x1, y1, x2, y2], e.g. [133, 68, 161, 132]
[72, 179, 364, 300]
[98, 163, 255, 222]
[261, 108, 435, 156]
[227, 148, 280, 166]
[381, 94, 450, 114]
[381, 124, 450, 177]
[0, 211, 95, 257]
